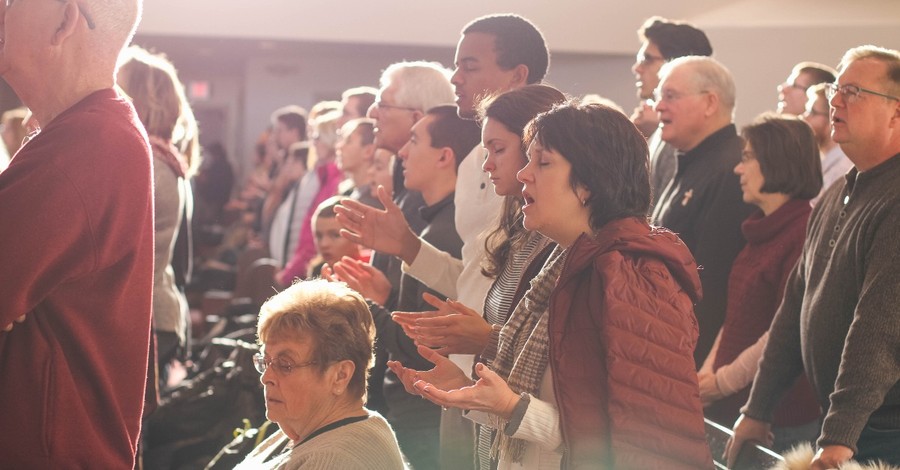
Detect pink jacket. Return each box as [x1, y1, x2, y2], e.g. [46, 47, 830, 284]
[279, 160, 342, 283]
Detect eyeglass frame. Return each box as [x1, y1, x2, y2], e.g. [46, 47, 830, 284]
[4, 0, 95, 30]
[778, 81, 810, 93]
[651, 89, 709, 106]
[373, 100, 419, 113]
[825, 82, 900, 103]
[252, 352, 318, 376]
[635, 53, 666, 68]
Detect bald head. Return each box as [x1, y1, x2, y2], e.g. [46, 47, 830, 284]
[0, 0, 142, 125]
[88, 0, 143, 65]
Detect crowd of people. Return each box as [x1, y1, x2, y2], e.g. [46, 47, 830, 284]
[0, 1, 898, 469]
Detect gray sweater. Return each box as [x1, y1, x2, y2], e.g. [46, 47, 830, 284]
[235, 412, 406, 470]
[743, 153, 900, 452]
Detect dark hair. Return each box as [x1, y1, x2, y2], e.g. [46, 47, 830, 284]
[287, 141, 310, 171]
[462, 14, 550, 84]
[477, 85, 567, 277]
[639, 16, 712, 60]
[425, 105, 481, 169]
[342, 86, 378, 117]
[525, 101, 651, 230]
[271, 105, 309, 141]
[741, 113, 823, 200]
[314, 195, 343, 219]
[793, 62, 837, 86]
[478, 84, 567, 145]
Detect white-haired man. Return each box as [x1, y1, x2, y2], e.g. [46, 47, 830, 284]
[331, 60, 458, 469]
[650, 56, 754, 367]
[0, 0, 153, 468]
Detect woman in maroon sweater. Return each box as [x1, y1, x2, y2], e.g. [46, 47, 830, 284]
[699, 113, 824, 451]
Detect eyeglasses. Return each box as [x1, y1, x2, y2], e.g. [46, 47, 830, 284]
[778, 81, 809, 93]
[635, 53, 665, 67]
[652, 89, 708, 105]
[825, 83, 900, 103]
[373, 101, 418, 112]
[252, 353, 318, 376]
[4, 0, 95, 30]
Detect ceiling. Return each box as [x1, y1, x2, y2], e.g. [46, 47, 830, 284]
[137, 0, 900, 55]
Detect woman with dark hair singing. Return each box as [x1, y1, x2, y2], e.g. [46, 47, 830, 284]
[391, 102, 712, 469]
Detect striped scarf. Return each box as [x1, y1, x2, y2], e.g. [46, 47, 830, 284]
[489, 245, 568, 463]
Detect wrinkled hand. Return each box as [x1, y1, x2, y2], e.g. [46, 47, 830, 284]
[392, 293, 493, 355]
[698, 370, 725, 406]
[415, 362, 520, 419]
[387, 345, 473, 397]
[725, 414, 774, 467]
[331, 256, 391, 305]
[2, 314, 27, 332]
[810, 445, 854, 470]
[630, 100, 660, 139]
[335, 186, 421, 264]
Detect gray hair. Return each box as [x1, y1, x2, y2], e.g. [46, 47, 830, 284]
[660, 56, 736, 117]
[379, 61, 456, 113]
[839, 45, 900, 97]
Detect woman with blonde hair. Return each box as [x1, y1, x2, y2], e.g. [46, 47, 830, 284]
[118, 45, 199, 390]
[235, 279, 405, 469]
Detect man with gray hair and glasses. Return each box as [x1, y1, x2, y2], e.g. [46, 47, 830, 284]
[728, 45, 900, 470]
[650, 56, 754, 368]
[0, 0, 154, 468]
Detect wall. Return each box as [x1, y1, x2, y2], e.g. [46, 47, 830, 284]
[130, 3, 900, 181]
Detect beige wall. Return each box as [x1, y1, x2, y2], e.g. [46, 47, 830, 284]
[133, 1, 900, 179]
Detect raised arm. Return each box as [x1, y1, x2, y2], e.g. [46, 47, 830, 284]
[336, 185, 421, 264]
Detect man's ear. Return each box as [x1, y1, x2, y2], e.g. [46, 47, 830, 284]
[437, 147, 456, 169]
[509, 64, 530, 88]
[52, 1, 80, 46]
[703, 91, 720, 118]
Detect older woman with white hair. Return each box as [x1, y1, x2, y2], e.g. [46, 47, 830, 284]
[235, 279, 405, 469]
